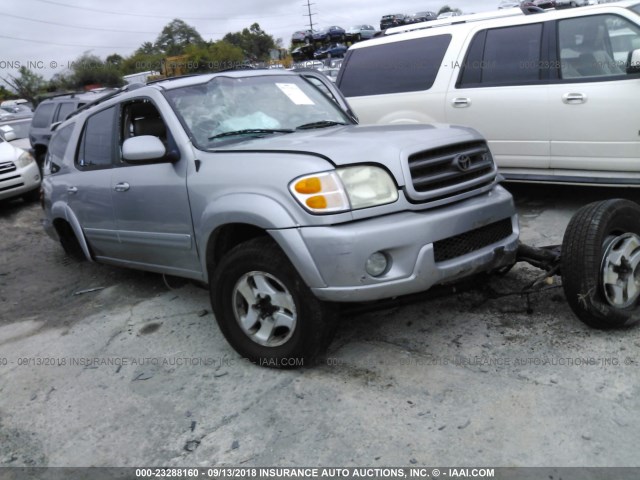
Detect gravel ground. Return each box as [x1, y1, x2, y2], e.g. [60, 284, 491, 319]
[1, 184, 640, 469]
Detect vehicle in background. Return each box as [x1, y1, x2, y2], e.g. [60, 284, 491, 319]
[380, 14, 407, 30]
[556, 0, 589, 7]
[0, 118, 32, 152]
[314, 43, 348, 60]
[291, 44, 316, 62]
[0, 104, 33, 120]
[312, 26, 346, 43]
[291, 29, 314, 44]
[498, 1, 521, 8]
[0, 123, 40, 203]
[437, 11, 462, 19]
[29, 89, 115, 166]
[338, 1, 640, 186]
[406, 11, 438, 23]
[346, 25, 378, 41]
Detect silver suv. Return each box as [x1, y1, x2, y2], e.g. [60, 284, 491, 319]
[42, 70, 519, 367]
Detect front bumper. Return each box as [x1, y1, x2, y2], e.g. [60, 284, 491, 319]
[0, 161, 41, 201]
[272, 186, 519, 302]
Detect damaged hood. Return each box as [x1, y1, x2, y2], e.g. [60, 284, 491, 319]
[217, 123, 485, 186]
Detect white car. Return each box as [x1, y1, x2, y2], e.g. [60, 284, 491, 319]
[0, 122, 41, 202]
[338, 1, 640, 186]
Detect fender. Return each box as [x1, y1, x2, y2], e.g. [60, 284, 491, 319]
[51, 200, 93, 262]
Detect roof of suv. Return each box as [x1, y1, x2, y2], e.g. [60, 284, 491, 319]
[353, 1, 639, 47]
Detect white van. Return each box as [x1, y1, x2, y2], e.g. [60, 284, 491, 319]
[338, 2, 640, 186]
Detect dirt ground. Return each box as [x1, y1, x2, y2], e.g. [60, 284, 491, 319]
[1, 184, 640, 469]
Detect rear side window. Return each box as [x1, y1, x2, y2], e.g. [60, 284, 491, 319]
[32, 103, 56, 128]
[47, 124, 74, 173]
[55, 102, 76, 122]
[76, 106, 116, 169]
[339, 35, 452, 97]
[458, 24, 543, 87]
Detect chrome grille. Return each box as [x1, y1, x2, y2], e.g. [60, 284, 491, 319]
[433, 218, 513, 263]
[0, 161, 17, 175]
[407, 142, 495, 197]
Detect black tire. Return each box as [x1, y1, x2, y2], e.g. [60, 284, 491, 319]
[561, 199, 640, 329]
[210, 237, 338, 368]
[56, 221, 86, 261]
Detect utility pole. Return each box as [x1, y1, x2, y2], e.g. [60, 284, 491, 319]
[303, 0, 316, 32]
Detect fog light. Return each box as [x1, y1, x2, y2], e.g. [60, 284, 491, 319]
[366, 251, 388, 277]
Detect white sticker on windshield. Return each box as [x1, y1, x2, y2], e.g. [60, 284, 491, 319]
[276, 83, 315, 105]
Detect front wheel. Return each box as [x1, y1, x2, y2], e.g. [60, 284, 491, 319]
[210, 237, 338, 368]
[561, 199, 640, 329]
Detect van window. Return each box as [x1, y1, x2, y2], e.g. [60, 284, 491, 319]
[76, 106, 116, 168]
[56, 102, 76, 122]
[32, 103, 56, 128]
[458, 24, 543, 87]
[339, 35, 451, 97]
[558, 14, 640, 79]
[47, 124, 74, 173]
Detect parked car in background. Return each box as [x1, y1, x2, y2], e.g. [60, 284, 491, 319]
[437, 11, 462, 19]
[30, 89, 115, 166]
[338, 1, 640, 186]
[380, 14, 407, 30]
[0, 104, 33, 121]
[346, 25, 378, 41]
[314, 43, 348, 59]
[0, 118, 32, 152]
[291, 44, 315, 61]
[0, 123, 40, 203]
[312, 26, 346, 42]
[406, 11, 438, 23]
[291, 30, 314, 44]
[556, 0, 589, 6]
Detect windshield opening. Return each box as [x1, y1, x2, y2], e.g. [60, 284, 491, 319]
[164, 74, 350, 148]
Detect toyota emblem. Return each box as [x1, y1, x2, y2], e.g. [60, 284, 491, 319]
[454, 154, 472, 172]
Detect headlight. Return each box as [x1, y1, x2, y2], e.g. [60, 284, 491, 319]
[15, 151, 35, 169]
[290, 166, 398, 214]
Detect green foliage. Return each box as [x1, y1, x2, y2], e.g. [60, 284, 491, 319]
[223, 23, 277, 62]
[437, 5, 462, 15]
[1, 67, 46, 104]
[183, 41, 245, 73]
[155, 19, 205, 56]
[66, 53, 124, 89]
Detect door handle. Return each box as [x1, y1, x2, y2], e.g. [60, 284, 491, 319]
[67, 186, 78, 194]
[562, 93, 587, 104]
[451, 97, 471, 108]
[114, 182, 130, 192]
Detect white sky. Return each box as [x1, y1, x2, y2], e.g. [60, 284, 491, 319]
[0, 0, 498, 84]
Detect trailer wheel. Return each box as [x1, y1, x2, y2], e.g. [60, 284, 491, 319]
[562, 199, 640, 329]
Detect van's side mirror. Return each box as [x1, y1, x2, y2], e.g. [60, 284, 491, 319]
[627, 49, 640, 74]
[122, 136, 166, 162]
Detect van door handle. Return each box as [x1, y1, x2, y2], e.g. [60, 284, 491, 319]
[451, 97, 471, 108]
[114, 182, 130, 192]
[67, 186, 78, 194]
[562, 93, 587, 104]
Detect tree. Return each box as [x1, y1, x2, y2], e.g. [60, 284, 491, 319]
[1, 67, 46, 104]
[223, 23, 276, 62]
[136, 41, 160, 56]
[67, 53, 124, 89]
[183, 40, 245, 72]
[154, 19, 204, 56]
[106, 53, 124, 69]
[437, 5, 462, 15]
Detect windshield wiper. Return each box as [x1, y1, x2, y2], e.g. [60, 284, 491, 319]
[209, 129, 294, 140]
[295, 121, 348, 130]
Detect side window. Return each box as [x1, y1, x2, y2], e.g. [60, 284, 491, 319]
[31, 103, 56, 128]
[458, 24, 543, 87]
[118, 99, 171, 165]
[338, 35, 452, 97]
[55, 102, 76, 122]
[46, 124, 74, 173]
[558, 14, 640, 79]
[76, 106, 116, 169]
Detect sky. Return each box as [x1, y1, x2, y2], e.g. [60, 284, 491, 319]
[1, 0, 498, 86]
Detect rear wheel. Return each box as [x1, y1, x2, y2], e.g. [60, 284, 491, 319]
[561, 199, 640, 328]
[210, 237, 338, 368]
